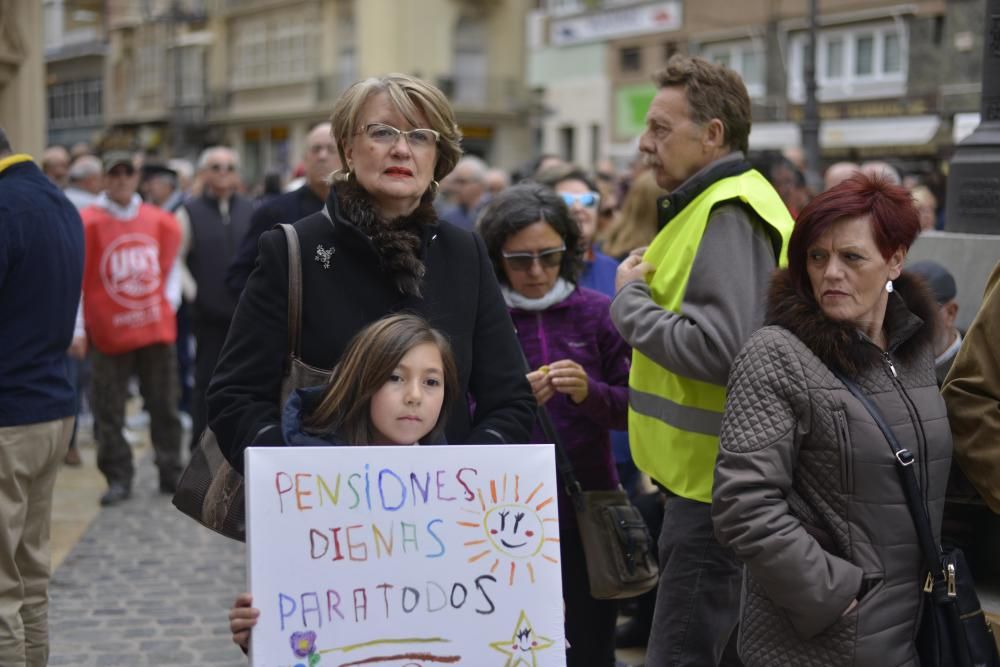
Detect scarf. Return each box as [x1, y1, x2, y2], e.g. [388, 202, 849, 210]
[333, 178, 438, 298]
[502, 277, 575, 311]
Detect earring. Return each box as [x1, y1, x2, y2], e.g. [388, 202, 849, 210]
[429, 179, 440, 195]
[886, 279, 894, 293]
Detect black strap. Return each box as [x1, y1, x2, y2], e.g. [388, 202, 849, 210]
[536, 403, 583, 497]
[833, 371, 944, 583]
[513, 336, 582, 498]
[279, 223, 303, 358]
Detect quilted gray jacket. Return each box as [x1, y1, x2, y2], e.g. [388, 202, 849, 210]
[712, 270, 952, 667]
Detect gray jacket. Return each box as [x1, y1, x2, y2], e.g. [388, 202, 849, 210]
[611, 154, 780, 393]
[712, 270, 952, 667]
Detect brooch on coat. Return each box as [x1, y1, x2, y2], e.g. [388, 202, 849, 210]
[314, 244, 335, 269]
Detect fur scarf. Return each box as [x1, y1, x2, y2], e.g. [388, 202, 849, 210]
[765, 269, 938, 377]
[333, 178, 438, 297]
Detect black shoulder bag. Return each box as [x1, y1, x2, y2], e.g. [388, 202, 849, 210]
[172, 224, 331, 541]
[535, 405, 659, 600]
[835, 372, 1000, 667]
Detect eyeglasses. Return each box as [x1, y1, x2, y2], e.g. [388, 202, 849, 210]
[560, 191, 600, 209]
[501, 245, 566, 272]
[210, 163, 237, 173]
[361, 123, 440, 149]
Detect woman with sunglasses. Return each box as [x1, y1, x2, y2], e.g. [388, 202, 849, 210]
[206, 74, 535, 477]
[537, 165, 619, 299]
[478, 182, 631, 667]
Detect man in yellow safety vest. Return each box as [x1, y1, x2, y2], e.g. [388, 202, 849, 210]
[611, 55, 795, 666]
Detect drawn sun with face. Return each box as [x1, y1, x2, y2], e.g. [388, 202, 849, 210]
[458, 474, 560, 585]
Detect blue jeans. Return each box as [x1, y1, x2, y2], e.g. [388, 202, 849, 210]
[645, 493, 743, 667]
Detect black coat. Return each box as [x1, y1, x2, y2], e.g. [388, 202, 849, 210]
[206, 184, 536, 472]
[224, 184, 325, 298]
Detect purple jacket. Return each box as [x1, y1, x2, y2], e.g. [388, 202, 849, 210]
[509, 287, 630, 503]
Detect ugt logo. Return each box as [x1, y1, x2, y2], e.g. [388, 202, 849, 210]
[99, 233, 162, 310]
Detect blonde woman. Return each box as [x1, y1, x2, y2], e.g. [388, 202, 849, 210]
[207, 74, 535, 475]
[599, 169, 666, 260]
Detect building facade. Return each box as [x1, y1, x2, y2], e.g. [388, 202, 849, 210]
[86, 0, 533, 183]
[1, 0, 45, 156]
[529, 0, 986, 171]
[43, 0, 106, 150]
[103, 0, 211, 156]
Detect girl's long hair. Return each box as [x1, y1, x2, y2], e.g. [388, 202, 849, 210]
[303, 314, 459, 445]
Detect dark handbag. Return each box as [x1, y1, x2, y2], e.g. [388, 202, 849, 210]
[537, 406, 659, 600]
[172, 224, 331, 542]
[836, 373, 1000, 667]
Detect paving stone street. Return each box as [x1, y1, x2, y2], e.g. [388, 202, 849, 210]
[48, 447, 247, 667]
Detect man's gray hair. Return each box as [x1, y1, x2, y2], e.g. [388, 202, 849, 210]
[455, 155, 488, 182]
[168, 158, 194, 182]
[68, 155, 102, 182]
[197, 146, 240, 171]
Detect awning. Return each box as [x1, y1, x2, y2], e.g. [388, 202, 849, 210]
[953, 113, 981, 144]
[749, 115, 941, 150]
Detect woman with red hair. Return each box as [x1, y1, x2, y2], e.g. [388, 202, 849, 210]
[711, 174, 952, 665]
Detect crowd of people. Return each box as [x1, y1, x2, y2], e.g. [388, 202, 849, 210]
[2, 52, 999, 667]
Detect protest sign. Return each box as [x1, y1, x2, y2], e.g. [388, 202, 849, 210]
[245, 444, 566, 666]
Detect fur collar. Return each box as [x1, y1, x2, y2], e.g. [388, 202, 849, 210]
[331, 178, 439, 297]
[766, 269, 938, 376]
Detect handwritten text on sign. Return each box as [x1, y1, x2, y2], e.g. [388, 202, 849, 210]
[245, 445, 566, 667]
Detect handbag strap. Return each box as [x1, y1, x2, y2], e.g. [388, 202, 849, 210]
[511, 337, 583, 497]
[833, 371, 944, 584]
[535, 403, 583, 497]
[279, 223, 303, 358]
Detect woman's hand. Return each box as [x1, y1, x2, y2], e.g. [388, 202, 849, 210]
[616, 254, 654, 294]
[229, 592, 259, 652]
[548, 359, 590, 404]
[526, 369, 555, 406]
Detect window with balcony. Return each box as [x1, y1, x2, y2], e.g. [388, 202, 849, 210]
[136, 29, 165, 99]
[48, 79, 102, 128]
[175, 46, 205, 106]
[560, 126, 575, 162]
[788, 22, 907, 102]
[544, 0, 584, 16]
[453, 16, 488, 106]
[230, 9, 316, 88]
[701, 40, 765, 98]
[620, 46, 642, 73]
[335, 0, 357, 94]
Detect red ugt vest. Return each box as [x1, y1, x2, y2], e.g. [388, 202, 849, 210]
[81, 203, 181, 355]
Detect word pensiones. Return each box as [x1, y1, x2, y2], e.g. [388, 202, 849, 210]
[274, 465, 481, 514]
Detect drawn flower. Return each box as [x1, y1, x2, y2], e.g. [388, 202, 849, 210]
[290, 630, 317, 658]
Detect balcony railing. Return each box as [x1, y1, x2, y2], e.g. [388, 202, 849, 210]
[437, 75, 531, 114]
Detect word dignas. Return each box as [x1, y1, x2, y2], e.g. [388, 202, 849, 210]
[277, 575, 497, 631]
[275, 466, 480, 513]
[308, 519, 446, 562]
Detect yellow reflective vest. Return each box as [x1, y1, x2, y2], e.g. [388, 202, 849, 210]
[629, 169, 795, 503]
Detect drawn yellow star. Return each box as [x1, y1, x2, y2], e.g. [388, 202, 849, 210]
[488, 610, 555, 667]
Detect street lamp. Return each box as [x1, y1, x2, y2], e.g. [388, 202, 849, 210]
[944, 0, 1000, 234]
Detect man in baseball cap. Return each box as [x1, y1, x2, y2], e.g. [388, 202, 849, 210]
[80, 149, 183, 506]
[908, 259, 961, 384]
[102, 151, 135, 174]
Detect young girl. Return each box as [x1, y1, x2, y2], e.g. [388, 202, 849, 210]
[229, 313, 459, 650]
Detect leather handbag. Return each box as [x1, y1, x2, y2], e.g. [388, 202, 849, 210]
[537, 406, 659, 600]
[172, 224, 330, 542]
[836, 373, 1000, 667]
